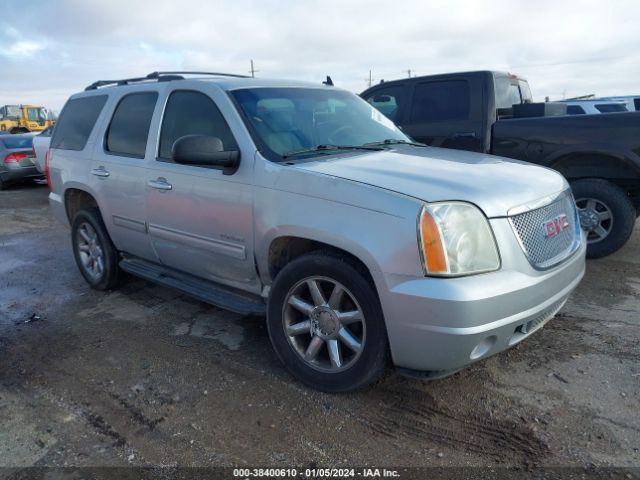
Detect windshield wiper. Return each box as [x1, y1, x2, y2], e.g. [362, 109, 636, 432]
[363, 139, 427, 147]
[282, 144, 384, 159]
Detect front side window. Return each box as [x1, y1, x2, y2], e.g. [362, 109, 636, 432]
[410, 80, 470, 123]
[106, 92, 158, 158]
[231, 87, 408, 160]
[50, 95, 107, 151]
[158, 90, 237, 160]
[364, 85, 406, 122]
[27, 108, 47, 124]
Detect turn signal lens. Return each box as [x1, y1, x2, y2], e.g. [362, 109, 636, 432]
[419, 208, 448, 274]
[419, 203, 500, 277]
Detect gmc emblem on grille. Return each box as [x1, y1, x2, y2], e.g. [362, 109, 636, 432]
[543, 214, 570, 238]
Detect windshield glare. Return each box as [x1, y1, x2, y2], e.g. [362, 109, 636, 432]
[231, 87, 409, 159]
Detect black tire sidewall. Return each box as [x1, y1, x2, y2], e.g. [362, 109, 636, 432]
[71, 208, 120, 290]
[267, 253, 388, 392]
[571, 179, 636, 258]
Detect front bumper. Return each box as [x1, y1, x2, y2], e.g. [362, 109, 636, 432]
[379, 219, 586, 373]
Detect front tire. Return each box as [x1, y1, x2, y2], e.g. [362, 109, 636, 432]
[71, 208, 121, 290]
[267, 252, 388, 392]
[571, 179, 636, 258]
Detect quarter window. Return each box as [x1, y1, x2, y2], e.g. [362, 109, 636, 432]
[106, 92, 158, 158]
[158, 91, 237, 160]
[410, 80, 470, 123]
[50, 95, 107, 151]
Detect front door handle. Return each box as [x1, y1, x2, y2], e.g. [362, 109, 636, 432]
[91, 166, 110, 177]
[147, 178, 173, 191]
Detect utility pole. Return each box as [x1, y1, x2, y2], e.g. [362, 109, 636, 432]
[249, 59, 259, 78]
[365, 70, 375, 87]
[405, 69, 413, 78]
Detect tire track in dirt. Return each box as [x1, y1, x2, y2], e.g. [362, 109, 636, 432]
[351, 380, 549, 463]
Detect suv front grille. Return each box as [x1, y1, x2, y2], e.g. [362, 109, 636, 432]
[509, 192, 581, 269]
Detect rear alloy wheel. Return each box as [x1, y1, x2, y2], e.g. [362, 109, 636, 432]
[267, 252, 388, 392]
[71, 208, 120, 290]
[571, 179, 636, 258]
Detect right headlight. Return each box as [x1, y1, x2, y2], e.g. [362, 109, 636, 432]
[418, 202, 500, 277]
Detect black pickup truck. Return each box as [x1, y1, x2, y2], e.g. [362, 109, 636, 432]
[361, 71, 640, 258]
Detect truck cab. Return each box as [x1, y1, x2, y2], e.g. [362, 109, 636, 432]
[362, 70, 640, 258]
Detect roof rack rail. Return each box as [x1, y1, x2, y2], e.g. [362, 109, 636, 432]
[85, 71, 250, 91]
[147, 71, 251, 79]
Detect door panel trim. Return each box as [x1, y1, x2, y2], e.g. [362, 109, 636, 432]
[148, 223, 246, 260]
[112, 215, 147, 233]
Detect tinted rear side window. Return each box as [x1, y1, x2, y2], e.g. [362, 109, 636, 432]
[410, 80, 470, 123]
[1, 136, 33, 149]
[595, 103, 627, 113]
[566, 105, 586, 115]
[364, 85, 406, 122]
[158, 90, 237, 160]
[106, 92, 158, 158]
[50, 96, 107, 151]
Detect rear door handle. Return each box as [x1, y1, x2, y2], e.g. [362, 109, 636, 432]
[147, 178, 172, 191]
[91, 166, 110, 177]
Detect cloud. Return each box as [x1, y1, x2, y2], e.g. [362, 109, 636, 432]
[0, 0, 638, 110]
[3, 40, 47, 57]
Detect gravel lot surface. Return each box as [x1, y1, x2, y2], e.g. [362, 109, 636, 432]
[0, 184, 638, 470]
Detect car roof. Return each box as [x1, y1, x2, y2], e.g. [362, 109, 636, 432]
[76, 74, 335, 97]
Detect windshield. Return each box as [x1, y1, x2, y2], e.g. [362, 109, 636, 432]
[231, 87, 409, 160]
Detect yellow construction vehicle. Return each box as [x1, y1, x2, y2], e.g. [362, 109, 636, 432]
[0, 104, 55, 134]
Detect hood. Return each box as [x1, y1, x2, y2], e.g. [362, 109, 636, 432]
[293, 146, 567, 218]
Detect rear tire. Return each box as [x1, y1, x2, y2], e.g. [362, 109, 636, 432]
[571, 179, 636, 258]
[267, 252, 389, 392]
[0, 177, 7, 191]
[71, 208, 121, 290]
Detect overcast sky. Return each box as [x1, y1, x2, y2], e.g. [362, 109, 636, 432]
[1, 0, 639, 112]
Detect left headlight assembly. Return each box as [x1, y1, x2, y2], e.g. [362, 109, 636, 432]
[418, 202, 500, 277]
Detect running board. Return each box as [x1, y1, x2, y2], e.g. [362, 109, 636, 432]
[119, 258, 266, 316]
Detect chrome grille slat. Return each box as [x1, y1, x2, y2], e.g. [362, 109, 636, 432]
[509, 193, 580, 269]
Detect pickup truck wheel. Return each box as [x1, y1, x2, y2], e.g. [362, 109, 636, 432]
[267, 253, 388, 392]
[71, 208, 120, 290]
[571, 179, 636, 258]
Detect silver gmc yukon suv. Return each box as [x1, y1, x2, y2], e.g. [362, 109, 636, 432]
[48, 72, 586, 392]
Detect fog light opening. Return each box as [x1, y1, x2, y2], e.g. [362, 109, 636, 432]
[470, 335, 497, 360]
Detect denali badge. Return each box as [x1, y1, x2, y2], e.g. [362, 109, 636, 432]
[543, 214, 570, 238]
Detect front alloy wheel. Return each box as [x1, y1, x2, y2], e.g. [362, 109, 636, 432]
[283, 277, 365, 372]
[267, 252, 388, 392]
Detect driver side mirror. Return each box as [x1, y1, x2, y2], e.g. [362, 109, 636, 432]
[172, 135, 240, 175]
